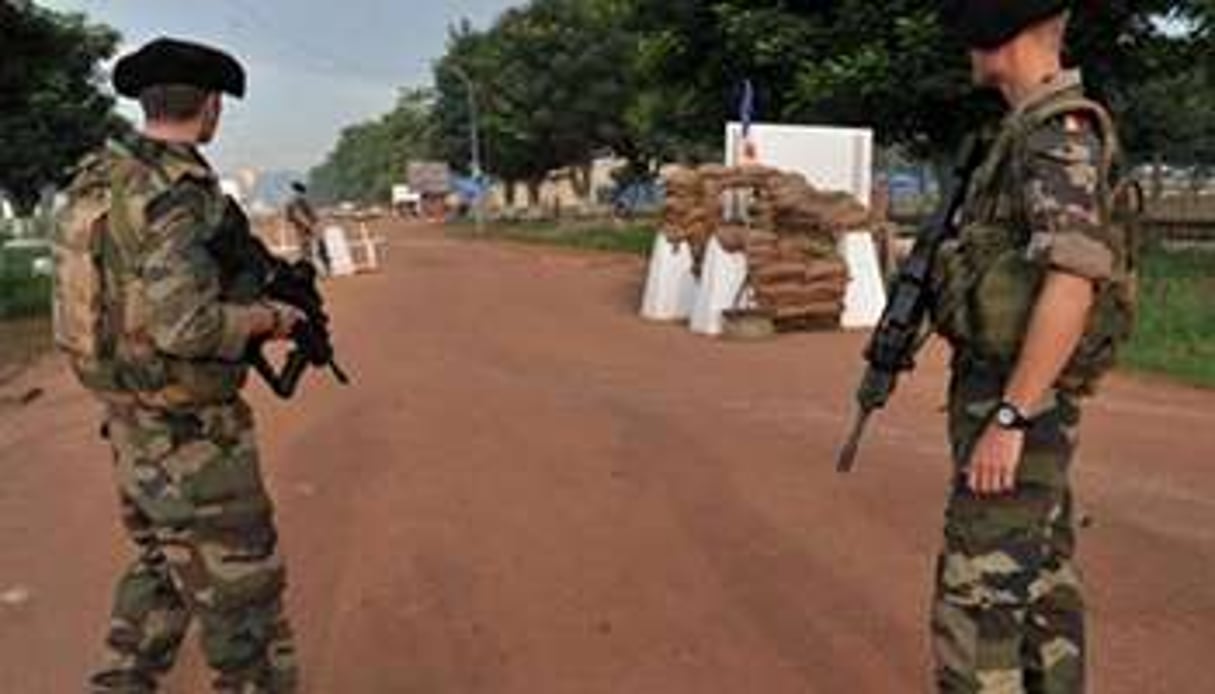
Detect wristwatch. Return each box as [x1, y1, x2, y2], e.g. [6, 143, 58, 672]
[993, 400, 1033, 431]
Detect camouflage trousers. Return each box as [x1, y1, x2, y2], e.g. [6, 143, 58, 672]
[90, 398, 297, 693]
[932, 369, 1085, 694]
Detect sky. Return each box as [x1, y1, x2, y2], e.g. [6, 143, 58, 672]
[39, 0, 523, 176]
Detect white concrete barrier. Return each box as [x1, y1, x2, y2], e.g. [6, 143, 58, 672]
[689, 236, 751, 336]
[640, 234, 697, 321]
[323, 225, 357, 277]
[269, 217, 300, 260]
[353, 221, 386, 273]
[839, 231, 888, 329]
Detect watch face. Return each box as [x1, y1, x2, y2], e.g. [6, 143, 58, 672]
[996, 406, 1016, 427]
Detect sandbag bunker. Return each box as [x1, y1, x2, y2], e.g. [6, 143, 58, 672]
[649, 163, 872, 335]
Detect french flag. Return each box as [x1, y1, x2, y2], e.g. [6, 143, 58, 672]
[740, 79, 758, 163]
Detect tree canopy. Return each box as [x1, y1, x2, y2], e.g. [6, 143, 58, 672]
[0, 1, 122, 213]
[316, 0, 1212, 201]
[432, 0, 640, 197]
[628, 0, 1205, 162]
[309, 89, 437, 204]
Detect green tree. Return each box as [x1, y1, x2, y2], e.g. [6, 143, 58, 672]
[0, 1, 122, 213]
[630, 1, 1205, 168]
[434, 0, 641, 202]
[625, 0, 820, 163]
[309, 88, 437, 204]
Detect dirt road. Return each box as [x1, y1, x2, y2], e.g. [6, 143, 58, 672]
[1, 222, 1212, 693]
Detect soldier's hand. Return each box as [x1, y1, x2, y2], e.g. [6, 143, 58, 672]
[257, 301, 306, 341]
[966, 425, 1025, 496]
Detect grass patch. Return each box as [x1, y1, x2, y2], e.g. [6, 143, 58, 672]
[447, 219, 657, 256]
[1122, 245, 1215, 388]
[0, 245, 52, 321]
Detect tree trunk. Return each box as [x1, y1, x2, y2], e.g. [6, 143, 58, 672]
[1151, 153, 1165, 201]
[927, 153, 956, 221]
[526, 179, 542, 209]
[572, 162, 594, 203]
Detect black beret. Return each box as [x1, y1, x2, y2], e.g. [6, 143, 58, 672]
[113, 37, 246, 99]
[941, 0, 1071, 50]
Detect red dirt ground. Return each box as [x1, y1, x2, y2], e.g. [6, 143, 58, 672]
[1, 221, 1212, 693]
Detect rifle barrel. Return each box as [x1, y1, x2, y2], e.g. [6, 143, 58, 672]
[329, 360, 350, 385]
[836, 408, 873, 474]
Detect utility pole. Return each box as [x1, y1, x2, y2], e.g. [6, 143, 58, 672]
[448, 64, 485, 234]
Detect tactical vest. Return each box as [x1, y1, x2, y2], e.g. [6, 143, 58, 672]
[930, 93, 1140, 397]
[52, 138, 249, 408]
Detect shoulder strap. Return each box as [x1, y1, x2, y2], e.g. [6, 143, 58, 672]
[1018, 95, 1142, 284]
[1011, 94, 1123, 232]
[1016, 94, 1119, 187]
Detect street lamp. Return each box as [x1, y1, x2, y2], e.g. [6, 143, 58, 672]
[447, 64, 485, 234]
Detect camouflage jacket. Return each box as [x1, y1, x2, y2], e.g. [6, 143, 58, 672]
[59, 133, 264, 407]
[932, 70, 1132, 393]
[285, 195, 318, 236]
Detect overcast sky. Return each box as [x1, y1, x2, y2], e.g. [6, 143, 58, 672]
[39, 0, 522, 175]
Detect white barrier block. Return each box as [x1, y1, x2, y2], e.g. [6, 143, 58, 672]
[839, 231, 887, 329]
[724, 122, 888, 329]
[353, 221, 387, 273]
[690, 236, 750, 336]
[270, 217, 300, 259]
[640, 235, 697, 321]
[358, 223, 378, 271]
[323, 225, 357, 277]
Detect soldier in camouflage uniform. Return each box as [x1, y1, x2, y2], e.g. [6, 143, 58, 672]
[929, 2, 1135, 692]
[53, 39, 304, 692]
[284, 182, 329, 275]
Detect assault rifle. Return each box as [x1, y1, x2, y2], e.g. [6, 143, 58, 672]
[214, 197, 350, 399]
[835, 138, 985, 473]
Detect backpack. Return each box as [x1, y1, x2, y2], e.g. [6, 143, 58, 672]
[1017, 96, 1141, 395]
[932, 93, 1140, 395]
[51, 140, 172, 396]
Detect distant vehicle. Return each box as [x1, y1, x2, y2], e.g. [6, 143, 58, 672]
[609, 180, 664, 218]
[884, 170, 938, 201]
[886, 174, 919, 199]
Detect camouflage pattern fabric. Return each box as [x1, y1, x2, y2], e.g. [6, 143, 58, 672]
[56, 133, 298, 691]
[1021, 115, 1112, 281]
[929, 71, 1119, 693]
[284, 196, 317, 241]
[284, 195, 329, 274]
[90, 399, 297, 693]
[931, 70, 1129, 391]
[933, 365, 1084, 693]
[54, 132, 267, 407]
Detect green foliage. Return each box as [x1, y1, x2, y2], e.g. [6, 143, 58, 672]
[322, 1, 1212, 201]
[1122, 66, 1215, 167]
[1123, 246, 1215, 388]
[433, 0, 641, 190]
[0, 243, 51, 320]
[0, 1, 123, 213]
[308, 89, 437, 204]
[629, 0, 1205, 162]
